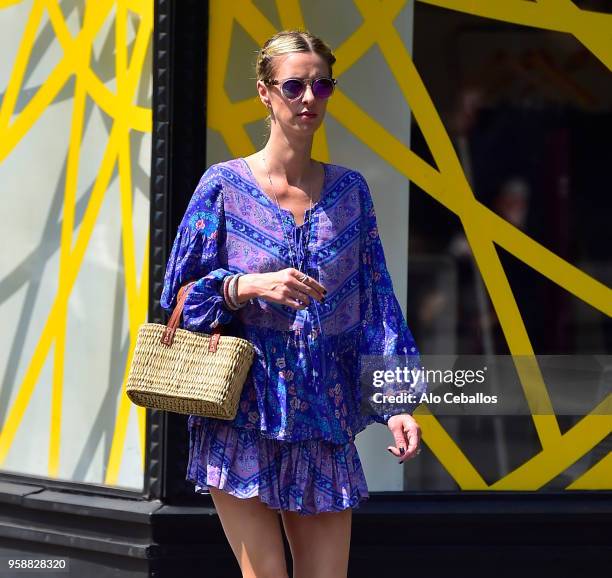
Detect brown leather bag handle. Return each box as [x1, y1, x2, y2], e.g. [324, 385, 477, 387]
[161, 281, 222, 352]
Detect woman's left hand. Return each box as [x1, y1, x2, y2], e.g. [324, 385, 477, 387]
[386, 414, 422, 464]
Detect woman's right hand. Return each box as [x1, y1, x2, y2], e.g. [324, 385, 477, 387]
[238, 268, 327, 310]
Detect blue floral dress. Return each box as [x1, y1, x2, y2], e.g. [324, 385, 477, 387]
[160, 157, 426, 515]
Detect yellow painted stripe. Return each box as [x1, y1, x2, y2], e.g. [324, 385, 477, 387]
[417, 0, 612, 33]
[1, 0, 152, 483]
[0, 0, 115, 160]
[0, 0, 24, 8]
[105, 1, 153, 484]
[0, 0, 45, 131]
[416, 409, 489, 489]
[491, 396, 612, 489]
[0, 132, 120, 466]
[48, 2, 93, 476]
[474, 203, 612, 317]
[329, 90, 441, 195]
[417, 0, 612, 71]
[567, 452, 612, 490]
[45, 0, 151, 131]
[352, 0, 560, 444]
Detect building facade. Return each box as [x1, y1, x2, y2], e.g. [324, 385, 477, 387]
[0, 1, 610, 575]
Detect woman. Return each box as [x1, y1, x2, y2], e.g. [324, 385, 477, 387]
[161, 29, 426, 578]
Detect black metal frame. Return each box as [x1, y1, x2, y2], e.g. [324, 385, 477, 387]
[144, 0, 172, 504]
[145, 0, 210, 504]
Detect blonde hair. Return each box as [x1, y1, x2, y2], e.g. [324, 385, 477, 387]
[255, 30, 336, 134]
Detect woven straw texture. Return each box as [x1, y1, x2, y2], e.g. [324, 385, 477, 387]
[126, 323, 255, 419]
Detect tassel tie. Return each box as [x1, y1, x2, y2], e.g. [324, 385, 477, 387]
[292, 225, 308, 271]
[307, 295, 327, 397]
[286, 223, 327, 396]
[287, 306, 326, 397]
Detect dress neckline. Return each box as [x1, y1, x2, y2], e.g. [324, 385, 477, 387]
[239, 156, 329, 228]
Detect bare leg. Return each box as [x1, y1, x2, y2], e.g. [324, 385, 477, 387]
[280, 508, 352, 578]
[209, 486, 289, 578]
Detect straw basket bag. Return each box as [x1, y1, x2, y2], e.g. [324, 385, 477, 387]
[126, 281, 255, 419]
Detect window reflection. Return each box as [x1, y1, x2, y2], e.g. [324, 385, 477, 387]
[403, 3, 612, 491]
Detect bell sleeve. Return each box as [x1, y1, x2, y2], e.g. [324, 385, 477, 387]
[160, 164, 237, 332]
[357, 172, 428, 424]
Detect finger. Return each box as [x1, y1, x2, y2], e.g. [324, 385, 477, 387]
[302, 280, 324, 302]
[307, 276, 327, 297]
[291, 288, 310, 306]
[279, 290, 307, 310]
[393, 423, 413, 463]
[292, 275, 324, 302]
[398, 432, 412, 463]
[387, 426, 408, 459]
[280, 285, 308, 309]
[399, 427, 419, 463]
[406, 429, 419, 452]
[403, 445, 422, 462]
[292, 271, 326, 298]
[409, 424, 422, 449]
[288, 296, 308, 310]
[298, 271, 326, 295]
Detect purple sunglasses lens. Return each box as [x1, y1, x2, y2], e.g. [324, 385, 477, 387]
[313, 79, 334, 99]
[281, 78, 335, 99]
[282, 79, 305, 99]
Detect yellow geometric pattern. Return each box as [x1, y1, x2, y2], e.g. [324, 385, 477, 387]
[0, 0, 609, 492]
[208, 0, 611, 489]
[0, 0, 152, 486]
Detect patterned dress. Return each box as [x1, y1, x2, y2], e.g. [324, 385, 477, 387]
[160, 157, 426, 515]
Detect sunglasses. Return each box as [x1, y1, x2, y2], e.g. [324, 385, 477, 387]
[266, 77, 337, 100]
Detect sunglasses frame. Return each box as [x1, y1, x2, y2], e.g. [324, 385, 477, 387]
[265, 76, 337, 100]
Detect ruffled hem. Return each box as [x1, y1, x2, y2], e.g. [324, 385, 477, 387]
[186, 417, 370, 516]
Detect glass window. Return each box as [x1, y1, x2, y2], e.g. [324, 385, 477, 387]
[0, 1, 152, 491]
[202, 0, 611, 493]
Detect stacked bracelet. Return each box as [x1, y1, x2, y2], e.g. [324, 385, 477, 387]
[229, 274, 244, 309]
[222, 273, 250, 310]
[222, 274, 239, 310]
